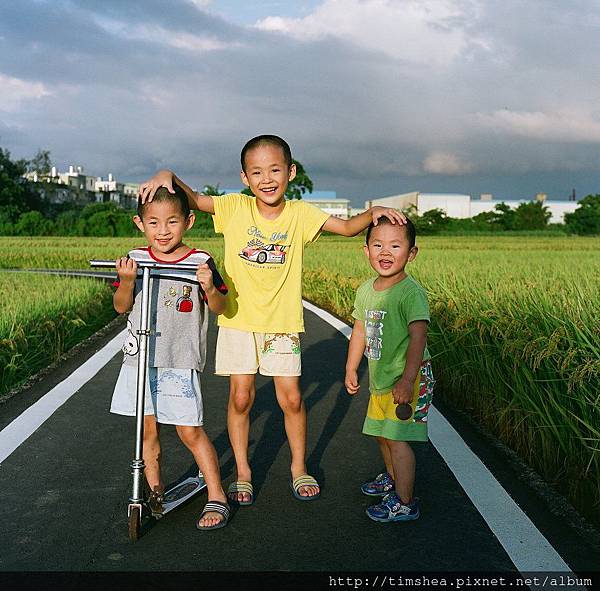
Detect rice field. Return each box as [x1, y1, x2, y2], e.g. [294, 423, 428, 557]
[0, 271, 116, 398]
[303, 235, 600, 525]
[1, 234, 599, 524]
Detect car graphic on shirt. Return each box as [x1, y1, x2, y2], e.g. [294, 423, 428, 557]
[239, 243, 288, 264]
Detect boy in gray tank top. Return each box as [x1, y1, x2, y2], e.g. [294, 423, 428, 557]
[110, 185, 230, 530]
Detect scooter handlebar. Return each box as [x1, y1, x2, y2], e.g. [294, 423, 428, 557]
[89, 259, 201, 271]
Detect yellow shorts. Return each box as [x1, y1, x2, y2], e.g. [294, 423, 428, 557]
[362, 361, 435, 442]
[215, 326, 302, 377]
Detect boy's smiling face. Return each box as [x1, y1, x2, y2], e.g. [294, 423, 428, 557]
[240, 143, 296, 211]
[133, 200, 195, 258]
[364, 222, 418, 283]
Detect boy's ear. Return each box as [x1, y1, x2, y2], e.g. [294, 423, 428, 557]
[408, 246, 418, 262]
[186, 212, 196, 230]
[363, 244, 370, 258]
[240, 169, 250, 187]
[288, 162, 297, 182]
[133, 215, 144, 232]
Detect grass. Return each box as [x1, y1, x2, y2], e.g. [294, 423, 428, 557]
[1, 234, 599, 524]
[0, 272, 116, 398]
[303, 235, 600, 525]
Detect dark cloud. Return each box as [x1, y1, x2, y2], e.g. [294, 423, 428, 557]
[1, 0, 599, 204]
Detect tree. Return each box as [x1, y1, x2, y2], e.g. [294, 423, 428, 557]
[564, 194, 600, 235]
[27, 149, 52, 176]
[15, 210, 54, 236]
[203, 184, 226, 196]
[513, 201, 551, 230]
[489, 202, 517, 230]
[0, 147, 42, 213]
[413, 208, 450, 234]
[286, 159, 313, 200]
[241, 158, 313, 200]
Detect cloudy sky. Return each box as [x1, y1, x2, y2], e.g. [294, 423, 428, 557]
[1, 0, 599, 205]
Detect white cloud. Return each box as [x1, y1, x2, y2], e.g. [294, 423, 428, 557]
[422, 151, 473, 175]
[0, 73, 51, 112]
[94, 16, 232, 52]
[476, 110, 600, 144]
[254, 0, 481, 66]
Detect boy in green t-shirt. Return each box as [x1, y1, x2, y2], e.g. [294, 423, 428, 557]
[345, 216, 435, 522]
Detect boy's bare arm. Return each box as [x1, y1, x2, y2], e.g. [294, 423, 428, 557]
[196, 263, 227, 315]
[322, 206, 406, 237]
[392, 320, 428, 404]
[345, 320, 366, 395]
[139, 170, 215, 214]
[113, 257, 137, 314]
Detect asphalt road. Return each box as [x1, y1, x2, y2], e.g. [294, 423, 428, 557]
[1, 306, 599, 585]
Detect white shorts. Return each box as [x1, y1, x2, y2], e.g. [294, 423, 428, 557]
[110, 365, 204, 426]
[215, 327, 302, 377]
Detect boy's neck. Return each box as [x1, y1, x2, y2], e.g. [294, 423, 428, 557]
[149, 243, 191, 261]
[255, 197, 286, 220]
[373, 270, 408, 291]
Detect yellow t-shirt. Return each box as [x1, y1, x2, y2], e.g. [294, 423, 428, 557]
[212, 193, 330, 333]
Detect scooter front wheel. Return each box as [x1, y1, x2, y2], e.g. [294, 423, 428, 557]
[128, 505, 141, 542]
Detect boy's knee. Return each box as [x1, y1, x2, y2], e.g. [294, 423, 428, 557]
[278, 391, 302, 414]
[229, 389, 254, 414]
[176, 425, 203, 446]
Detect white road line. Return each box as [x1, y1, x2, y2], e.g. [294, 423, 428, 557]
[0, 329, 126, 464]
[0, 299, 579, 578]
[303, 299, 575, 575]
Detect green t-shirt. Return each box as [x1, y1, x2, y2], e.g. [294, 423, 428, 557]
[352, 275, 431, 395]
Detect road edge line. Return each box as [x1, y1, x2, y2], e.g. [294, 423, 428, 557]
[0, 329, 126, 464]
[302, 299, 574, 575]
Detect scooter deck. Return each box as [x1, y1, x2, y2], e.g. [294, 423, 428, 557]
[154, 473, 207, 518]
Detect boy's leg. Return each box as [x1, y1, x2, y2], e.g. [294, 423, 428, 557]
[386, 439, 416, 504]
[273, 375, 319, 498]
[227, 374, 256, 503]
[377, 436, 394, 478]
[176, 425, 227, 528]
[143, 415, 163, 493]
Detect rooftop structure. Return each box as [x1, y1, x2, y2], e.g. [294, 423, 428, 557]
[24, 165, 140, 209]
[365, 191, 579, 223]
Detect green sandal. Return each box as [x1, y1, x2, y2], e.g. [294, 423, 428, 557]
[227, 480, 254, 506]
[290, 474, 320, 501]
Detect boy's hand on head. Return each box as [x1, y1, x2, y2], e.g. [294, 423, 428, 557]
[371, 206, 407, 226]
[392, 377, 413, 405]
[345, 370, 360, 395]
[115, 257, 137, 282]
[138, 170, 175, 204]
[196, 263, 214, 292]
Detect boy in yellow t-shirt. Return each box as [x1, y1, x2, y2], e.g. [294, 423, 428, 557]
[140, 135, 405, 505]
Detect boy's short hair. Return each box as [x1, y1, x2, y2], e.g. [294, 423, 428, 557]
[137, 183, 190, 219]
[240, 135, 293, 171]
[366, 215, 416, 249]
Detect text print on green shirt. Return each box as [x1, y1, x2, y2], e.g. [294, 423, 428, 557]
[365, 309, 386, 360]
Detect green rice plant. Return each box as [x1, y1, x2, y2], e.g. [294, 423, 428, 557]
[0, 272, 117, 397]
[304, 234, 600, 525]
[0, 236, 225, 270]
[1, 235, 599, 524]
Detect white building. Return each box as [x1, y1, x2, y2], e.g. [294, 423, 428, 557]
[365, 191, 579, 224]
[94, 173, 125, 204]
[25, 164, 140, 208]
[24, 164, 96, 204]
[304, 197, 351, 219]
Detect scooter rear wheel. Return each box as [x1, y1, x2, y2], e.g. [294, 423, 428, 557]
[128, 506, 141, 542]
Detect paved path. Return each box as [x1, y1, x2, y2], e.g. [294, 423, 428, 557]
[0, 305, 598, 579]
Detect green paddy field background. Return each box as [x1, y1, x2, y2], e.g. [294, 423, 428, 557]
[1, 235, 598, 526]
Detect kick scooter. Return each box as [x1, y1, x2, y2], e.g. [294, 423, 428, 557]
[90, 259, 208, 541]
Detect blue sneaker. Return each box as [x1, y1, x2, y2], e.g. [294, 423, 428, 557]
[366, 493, 420, 522]
[361, 472, 395, 497]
